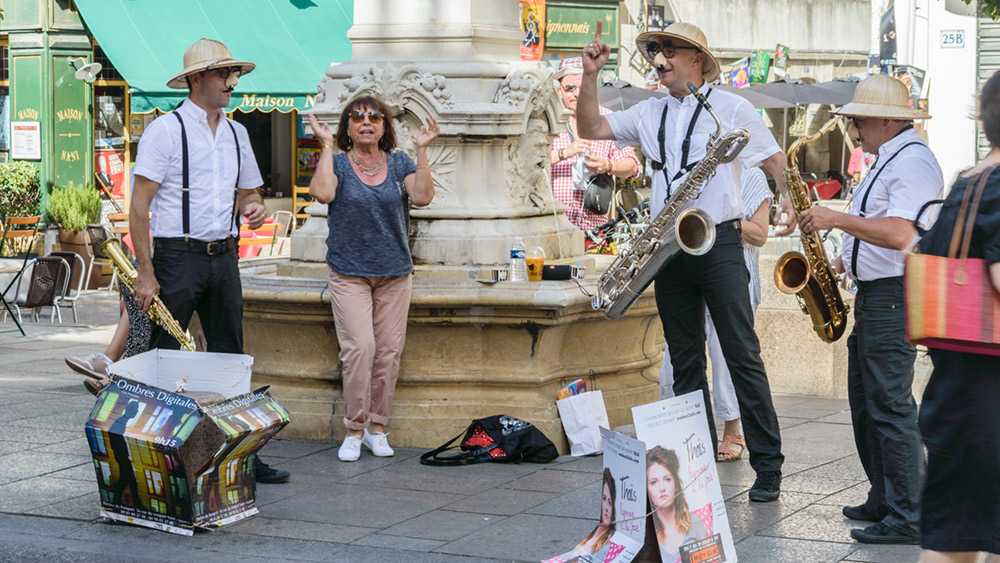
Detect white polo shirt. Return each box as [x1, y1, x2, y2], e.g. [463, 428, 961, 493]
[605, 86, 781, 224]
[842, 128, 943, 281]
[132, 98, 263, 241]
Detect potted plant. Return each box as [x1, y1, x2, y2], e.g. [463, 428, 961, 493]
[0, 160, 41, 256]
[47, 181, 103, 287]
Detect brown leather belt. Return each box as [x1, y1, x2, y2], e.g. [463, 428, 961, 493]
[153, 236, 236, 256]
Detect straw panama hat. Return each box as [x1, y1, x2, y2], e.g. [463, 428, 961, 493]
[553, 57, 584, 81]
[635, 22, 720, 83]
[833, 74, 930, 120]
[167, 39, 255, 90]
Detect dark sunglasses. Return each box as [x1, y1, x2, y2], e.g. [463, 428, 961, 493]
[348, 110, 384, 124]
[644, 41, 700, 59]
[212, 67, 244, 80]
[850, 117, 864, 129]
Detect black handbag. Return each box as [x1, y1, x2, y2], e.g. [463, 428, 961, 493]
[583, 173, 615, 215]
[420, 414, 559, 466]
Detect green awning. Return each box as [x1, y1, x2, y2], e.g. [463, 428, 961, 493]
[75, 0, 354, 114]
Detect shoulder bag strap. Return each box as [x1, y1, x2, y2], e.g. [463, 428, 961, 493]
[953, 166, 999, 284]
[419, 430, 476, 466]
[850, 140, 924, 279]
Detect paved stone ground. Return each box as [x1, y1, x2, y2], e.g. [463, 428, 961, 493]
[0, 293, 961, 562]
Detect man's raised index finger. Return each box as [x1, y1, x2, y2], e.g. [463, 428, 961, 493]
[595, 20, 602, 41]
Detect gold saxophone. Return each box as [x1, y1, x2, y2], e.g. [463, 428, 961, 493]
[101, 239, 196, 351]
[773, 116, 850, 342]
[592, 82, 750, 320]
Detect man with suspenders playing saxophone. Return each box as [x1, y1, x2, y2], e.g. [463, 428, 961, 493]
[129, 38, 290, 484]
[577, 21, 796, 503]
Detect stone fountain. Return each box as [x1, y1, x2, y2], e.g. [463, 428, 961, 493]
[240, 0, 663, 452]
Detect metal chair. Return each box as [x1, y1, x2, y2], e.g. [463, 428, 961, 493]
[83, 224, 115, 295]
[0, 216, 41, 336]
[269, 210, 295, 237]
[2, 256, 70, 324]
[49, 251, 86, 323]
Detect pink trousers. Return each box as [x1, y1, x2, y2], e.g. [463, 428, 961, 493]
[327, 268, 412, 431]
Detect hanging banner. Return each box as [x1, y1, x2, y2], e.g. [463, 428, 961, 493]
[749, 51, 771, 85]
[520, 0, 545, 61]
[893, 65, 925, 107]
[880, 2, 897, 65]
[633, 392, 737, 563]
[730, 57, 750, 89]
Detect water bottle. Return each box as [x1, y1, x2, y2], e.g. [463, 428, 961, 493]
[509, 237, 527, 281]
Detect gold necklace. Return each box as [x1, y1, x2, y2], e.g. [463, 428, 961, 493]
[351, 149, 384, 176]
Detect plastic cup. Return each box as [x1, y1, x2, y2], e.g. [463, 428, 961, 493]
[526, 247, 546, 282]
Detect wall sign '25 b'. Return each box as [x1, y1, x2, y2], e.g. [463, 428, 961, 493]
[941, 30, 965, 48]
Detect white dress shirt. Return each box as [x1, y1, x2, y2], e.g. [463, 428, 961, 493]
[132, 98, 263, 241]
[841, 128, 943, 281]
[605, 86, 781, 223]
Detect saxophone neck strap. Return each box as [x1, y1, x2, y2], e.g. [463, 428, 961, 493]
[171, 100, 243, 242]
[650, 88, 711, 200]
[849, 140, 924, 279]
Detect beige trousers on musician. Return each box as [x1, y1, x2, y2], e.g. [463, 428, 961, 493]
[328, 268, 412, 431]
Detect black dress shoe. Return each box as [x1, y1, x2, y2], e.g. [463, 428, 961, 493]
[253, 457, 290, 484]
[842, 504, 882, 522]
[850, 522, 919, 545]
[748, 470, 781, 502]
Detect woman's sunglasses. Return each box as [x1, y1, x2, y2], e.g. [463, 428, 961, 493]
[644, 41, 700, 60]
[349, 110, 385, 124]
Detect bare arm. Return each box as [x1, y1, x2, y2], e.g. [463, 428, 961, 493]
[762, 152, 797, 236]
[237, 188, 266, 229]
[404, 117, 440, 207]
[741, 199, 772, 247]
[307, 113, 338, 204]
[991, 262, 1000, 293]
[130, 175, 159, 313]
[577, 22, 616, 141]
[800, 206, 916, 251]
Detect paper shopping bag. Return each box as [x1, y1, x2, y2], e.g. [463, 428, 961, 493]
[556, 390, 610, 456]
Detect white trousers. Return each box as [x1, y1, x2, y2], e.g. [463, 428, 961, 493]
[659, 297, 760, 423]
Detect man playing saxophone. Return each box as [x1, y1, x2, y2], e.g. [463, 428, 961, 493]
[798, 74, 942, 545]
[577, 22, 795, 502]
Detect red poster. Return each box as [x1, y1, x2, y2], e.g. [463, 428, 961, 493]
[95, 149, 126, 201]
[520, 0, 545, 61]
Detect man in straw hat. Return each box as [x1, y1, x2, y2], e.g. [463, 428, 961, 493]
[577, 21, 794, 503]
[129, 38, 290, 484]
[799, 73, 943, 544]
[550, 57, 639, 231]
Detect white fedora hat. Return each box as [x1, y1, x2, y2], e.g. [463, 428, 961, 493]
[167, 39, 255, 90]
[833, 74, 930, 120]
[635, 22, 720, 83]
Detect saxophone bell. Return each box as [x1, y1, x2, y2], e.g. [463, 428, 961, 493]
[676, 208, 716, 256]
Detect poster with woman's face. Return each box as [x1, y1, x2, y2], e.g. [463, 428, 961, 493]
[633, 392, 737, 563]
[543, 428, 646, 563]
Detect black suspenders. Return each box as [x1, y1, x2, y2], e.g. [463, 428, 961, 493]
[849, 140, 924, 279]
[171, 101, 242, 242]
[649, 89, 711, 201]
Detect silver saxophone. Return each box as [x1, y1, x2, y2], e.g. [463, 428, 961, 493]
[592, 82, 751, 320]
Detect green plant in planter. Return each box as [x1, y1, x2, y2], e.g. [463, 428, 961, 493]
[46, 181, 103, 233]
[0, 160, 41, 218]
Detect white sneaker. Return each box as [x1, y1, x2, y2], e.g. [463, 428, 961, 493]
[362, 428, 395, 457]
[338, 435, 362, 462]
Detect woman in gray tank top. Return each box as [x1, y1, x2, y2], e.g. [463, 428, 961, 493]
[307, 95, 439, 462]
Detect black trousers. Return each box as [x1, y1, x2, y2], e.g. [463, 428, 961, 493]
[654, 227, 784, 474]
[847, 276, 924, 535]
[148, 247, 244, 354]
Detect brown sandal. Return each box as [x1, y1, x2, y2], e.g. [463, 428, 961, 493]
[717, 433, 745, 462]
